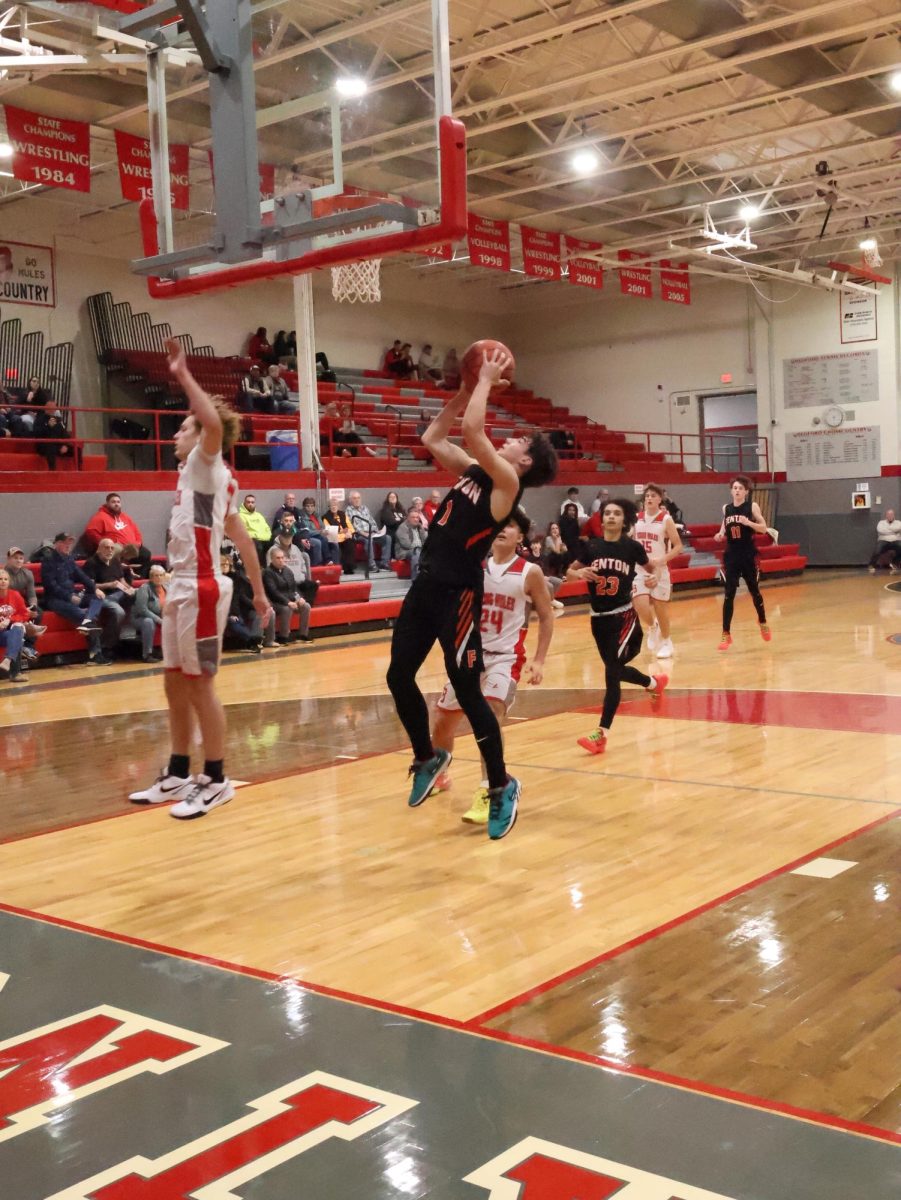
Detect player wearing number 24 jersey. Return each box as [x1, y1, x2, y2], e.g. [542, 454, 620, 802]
[567, 497, 668, 755]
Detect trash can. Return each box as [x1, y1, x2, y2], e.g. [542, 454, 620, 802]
[266, 428, 299, 471]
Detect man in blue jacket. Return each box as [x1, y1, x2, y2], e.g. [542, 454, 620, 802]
[41, 531, 106, 663]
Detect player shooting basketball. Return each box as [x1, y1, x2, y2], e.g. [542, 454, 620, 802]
[386, 344, 557, 840]
[129, 340, 270, 819]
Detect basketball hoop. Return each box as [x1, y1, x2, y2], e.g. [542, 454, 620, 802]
[862, 243, 883, 270]
[331, 258, 381, 303]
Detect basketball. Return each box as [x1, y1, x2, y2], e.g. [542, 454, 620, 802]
[461, 339, 515, 393]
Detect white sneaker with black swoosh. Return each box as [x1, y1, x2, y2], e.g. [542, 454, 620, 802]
[169, 774, 235, 820]
[129, 770, 194, 805]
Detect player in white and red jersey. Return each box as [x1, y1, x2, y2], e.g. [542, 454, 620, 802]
[632, 483, 683, 658]
[129, 339, 270, 820]
[431, 509, 555, 825]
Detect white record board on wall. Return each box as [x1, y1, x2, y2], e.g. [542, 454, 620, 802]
[783, 350, 878, 409]
[786, 426, 881, 481]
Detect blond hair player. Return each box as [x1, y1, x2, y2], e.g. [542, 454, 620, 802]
[129, 340, 270, 819]
[632, 483, 683, 658]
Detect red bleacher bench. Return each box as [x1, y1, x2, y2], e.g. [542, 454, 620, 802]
[316, 582, 371, 605]
[671, 565, 719, 585]
[309, 598, 402, 628]
[760, 555, 807, 573]
[391, 558, 411, 579]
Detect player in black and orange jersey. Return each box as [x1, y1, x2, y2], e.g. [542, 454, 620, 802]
[568, 497, 668, 756]
[714, 475, 771, 651]
[386, 348, 557, 840]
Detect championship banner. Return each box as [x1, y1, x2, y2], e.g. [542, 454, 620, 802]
[520, 225, 561, 280]
[660, 259, 691, 305]
[564, 235, 604, 289]
[617, 248, 652, 298]
[259, 161, 276, 201]
[0, 239, 56, 308]
[115, 130, 189, 210]
[467, 213, 511, 272]
[4, 105, 91, 193]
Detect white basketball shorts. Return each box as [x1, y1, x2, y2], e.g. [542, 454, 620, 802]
[162, 573, 233, 677]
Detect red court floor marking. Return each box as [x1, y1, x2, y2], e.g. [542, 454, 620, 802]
[3, 900, 900, 1148]
[467, 806, 901, 1027]
[619, 688, 901, 736]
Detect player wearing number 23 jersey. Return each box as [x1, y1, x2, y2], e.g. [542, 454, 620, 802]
[579, 535, 648, 615]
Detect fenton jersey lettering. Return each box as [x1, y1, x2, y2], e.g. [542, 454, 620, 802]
[576, 536, 649, 616]
[420, 465, 522, 588]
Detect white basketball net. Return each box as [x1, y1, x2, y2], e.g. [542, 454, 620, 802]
[862, 243, 883, 269]
[331, 258, 381, 303]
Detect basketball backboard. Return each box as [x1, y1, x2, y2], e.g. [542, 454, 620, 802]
[108, 0, 465, 297]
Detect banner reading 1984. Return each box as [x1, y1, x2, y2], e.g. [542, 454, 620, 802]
[4, 105, 91, 193]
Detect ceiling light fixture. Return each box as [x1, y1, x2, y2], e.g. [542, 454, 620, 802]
[0, 142, 13, 159]
[739, 203, 759, 221]
[334, 76, 368, 99]
[888, 69, 901, 94]
[570, 149, 600, 175]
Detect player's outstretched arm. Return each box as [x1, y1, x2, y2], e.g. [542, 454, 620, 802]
[421, 388, 474, 475]
[461, 350, 520, 518]
[166, 337, 222, 457]
[524, 568, 555, 685]
[224, 514, 271, 622]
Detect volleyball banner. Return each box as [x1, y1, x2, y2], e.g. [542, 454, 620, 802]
[4, 105, 91, 193]
[115, 130, 189, 210]
[564, 235, 604, 289]
[617, 248, 653, 298]
[660, 259, 691, 305]
[520, 225, 561, 280]
[467, 214, 511, 272]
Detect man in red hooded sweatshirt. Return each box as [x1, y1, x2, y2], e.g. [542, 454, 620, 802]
[83, 492, 152, 577]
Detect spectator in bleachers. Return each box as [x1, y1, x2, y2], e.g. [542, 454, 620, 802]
[423, 489, 442, 524]
[409, 496, 428, 528]
[299, 496, 336, 565]
[560, 487, 586, 522]
[0, 404, 14, 438]
[4, 547, 44, 664]
[548, 429, 576, 455]
[273, 331, 295, 368]
[83, 493, 152, 576]
[132, 563, 167, 662]
[82, 537, 138, 659]
[238, 494, 272, 565]
[241, 363, 271, 413]
[393, 507, 427, 581]
[321, 497, 356, 575]
[0, 567, 29, 681]
[544, 522, 570, 575]
[263, 545, 313, 643]
[378, 491, 406, 556]
[346, 491, 390, 572]
[382, 339, 404, 375]
[273, 525, 319, 606]
[589, 488, 610, 515]
[265, 364, 297, 414]
[661, 489, 684, 529]
[33, 399, 74, 470]
[41, 531, 105, 663]
[222, 553, 272, 652]
[328, 402, 364, 457]
[442, 348, 461, 390]
[868, 508, 901, 572]
[522, 536, 565, 610]
[417, 344, 442, 383]
[10, 376, 50, 434]
[248, 327, 277, 365]
[315, 350, 336, 383]
[271, 491, 298, 528]
[559, 504, 584, 561]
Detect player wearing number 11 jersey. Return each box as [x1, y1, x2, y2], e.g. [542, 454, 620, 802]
[567, 498, 668, 755]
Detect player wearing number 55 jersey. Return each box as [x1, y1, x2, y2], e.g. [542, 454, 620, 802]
[567, 498, 668, 755]
[714, 474, 771, 651]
